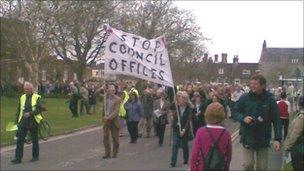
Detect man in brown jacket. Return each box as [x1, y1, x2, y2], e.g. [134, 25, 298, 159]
[102, 84, 121, 159]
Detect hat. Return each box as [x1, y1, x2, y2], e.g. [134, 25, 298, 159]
[205, 102, 225, 124]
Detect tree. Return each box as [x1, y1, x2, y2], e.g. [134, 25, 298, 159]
[112, 0, 208, 83]
[50, 1, 120, 82]
[1, 1, 57, 87]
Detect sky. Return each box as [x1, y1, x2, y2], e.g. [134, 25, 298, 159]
[175, 1, 304, 63]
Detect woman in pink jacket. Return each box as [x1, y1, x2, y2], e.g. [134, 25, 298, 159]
[190, 102, 232, 171]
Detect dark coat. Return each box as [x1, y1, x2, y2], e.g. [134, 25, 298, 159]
[171, 104, 193, 140]
[234, 90, 282, 149]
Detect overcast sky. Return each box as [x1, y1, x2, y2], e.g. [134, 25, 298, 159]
[175, 1, 304, 63]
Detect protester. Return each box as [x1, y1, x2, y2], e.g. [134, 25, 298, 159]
[153, 89, 169, 146]
[80, 82, 90, 115]
[102, 84, 121, 159]
[231, 85, 244, 121]
[190, 102, 232, 171]
[277, 92, 291, 140]
[11, 82, 45, 164]
[139, 85, 154, 138]
[170, 91, 193, 168]
[68, 82, 79, 118]
[234, 74, 282, 171]
[88, 83, 97, 114]
[118, 87, 129, 137]
[284, 96, 304, 171]
[191, 92, 207, 137]
[124, 91, 144, 143]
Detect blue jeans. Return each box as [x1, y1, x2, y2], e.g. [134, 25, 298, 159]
[171, 130, 189, 164]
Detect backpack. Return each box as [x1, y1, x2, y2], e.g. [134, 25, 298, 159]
[196, 128, 228, 171]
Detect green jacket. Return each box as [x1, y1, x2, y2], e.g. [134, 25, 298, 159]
[234, 90, 282, 149]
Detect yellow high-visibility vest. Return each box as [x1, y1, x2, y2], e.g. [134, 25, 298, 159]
[19, 93, 43, 124]
[119, 90, 129, 117]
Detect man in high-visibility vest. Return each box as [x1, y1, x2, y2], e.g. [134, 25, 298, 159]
[11, 82, 45, 164]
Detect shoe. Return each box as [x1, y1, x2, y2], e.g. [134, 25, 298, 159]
[183, 161, 188, 165]
[138, 134, 142, 138]
[102, 155, 110, 159]
[170, 163, 176, 168]
[119, 134, 123, 137]
[112, 155, 117, 158]
[11, 159, 21, 164]
[30, 158, 39, 162]
[159, 144, 163, 147]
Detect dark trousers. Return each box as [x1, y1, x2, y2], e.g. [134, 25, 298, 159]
[171, 130, 189, 164]
[280, 118, 289, 140]
[156, 123, 166, 145]
[80, 100, 90, 115]
[15, 126, 39, 160]
[69, 100, 78, 117]
[291, 152, 304, 171]
[127, 121, 139, 143]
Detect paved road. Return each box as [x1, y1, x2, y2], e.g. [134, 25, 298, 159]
[0, 119, 281, 170]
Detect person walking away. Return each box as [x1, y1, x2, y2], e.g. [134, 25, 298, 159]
[88, 83, 97, 114]
[153, 89, 169, 146]
[284, 96, 304, 171]
[234, 74, 282, 171]
[11, 82, 45, 164]
[80, 82, 90, 115]
[190, 102, 232, 171]
[140, 86, 154, 138]
[69, 82, 79, 118]
[170, 91, 193, 167]
[124, 91, 144, 143]
[191, 92, 207, 137]
[102, 84, 121, 159]
[277, 92, 291, 140]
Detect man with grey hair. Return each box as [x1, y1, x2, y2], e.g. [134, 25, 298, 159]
[11, 82, 45, 164]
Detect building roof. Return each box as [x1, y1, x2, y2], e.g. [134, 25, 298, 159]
[259, 41, 304, 63]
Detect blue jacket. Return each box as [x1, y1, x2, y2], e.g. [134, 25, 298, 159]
[124, 100, 144, 122]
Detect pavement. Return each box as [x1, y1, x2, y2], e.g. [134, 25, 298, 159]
[0, 119, 282, 170]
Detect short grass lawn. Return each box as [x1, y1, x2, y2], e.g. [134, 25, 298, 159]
[283, 162, 293, 171]
[1, 97, 102, 145]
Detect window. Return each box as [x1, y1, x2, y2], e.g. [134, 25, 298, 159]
[92, 69, 102, 78]
[63, 70, 68, 81]
[242, 69, 251, 75]
[291, 59, 299, 64]
[73, 73, 77, 81]
[42, 69, 46, 81]
[218, 68, 224, 74]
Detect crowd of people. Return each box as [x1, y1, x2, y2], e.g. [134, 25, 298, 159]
[8, 74, 304, 171]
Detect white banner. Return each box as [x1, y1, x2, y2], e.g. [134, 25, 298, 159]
[104, 26, 174, 87]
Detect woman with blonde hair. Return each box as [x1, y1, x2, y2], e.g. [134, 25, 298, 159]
[170, 91, 193, 167]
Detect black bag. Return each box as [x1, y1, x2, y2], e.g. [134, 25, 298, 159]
[201, 128, 228, 171]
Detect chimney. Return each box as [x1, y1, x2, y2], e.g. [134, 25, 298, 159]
[221, 53, 227, 63]
[214, 54, 219, 63]
[203, 53, 208, 58]
[233, 55, 239, 64]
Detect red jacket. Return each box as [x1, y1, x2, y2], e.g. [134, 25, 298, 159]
[277, 100, 289, 118]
